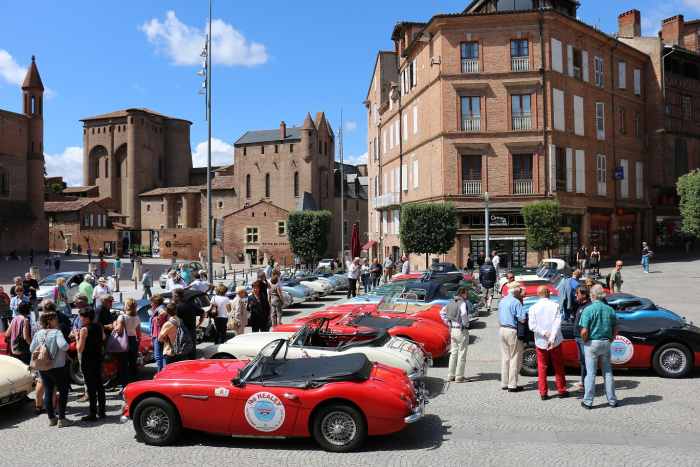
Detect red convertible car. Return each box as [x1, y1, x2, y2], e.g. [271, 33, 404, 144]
[122, 339, 425, 452]
[273, 306, 450, 358]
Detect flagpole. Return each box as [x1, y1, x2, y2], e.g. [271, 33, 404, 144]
[339, 109, 344, 262]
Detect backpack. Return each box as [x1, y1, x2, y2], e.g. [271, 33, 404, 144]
[174, 322, 194, 356]
[30, 330, 55, 371]
[445, 298, 465, 325]
[11, 320, 29, 355]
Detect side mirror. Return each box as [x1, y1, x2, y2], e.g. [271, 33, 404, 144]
[231, 377, 243, 387]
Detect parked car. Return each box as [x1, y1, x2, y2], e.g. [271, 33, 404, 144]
[122, 338, 425, 451]
[0, 355, 33, 408]
[158, 261, 205, 288]
[200, 319, 430, 378]
[36, 271, 87, 306]
[225, 283, 294, 309]
[497, 258, 570, 293]
[292, 274, 334, 296]
[316, 258, 336, 270]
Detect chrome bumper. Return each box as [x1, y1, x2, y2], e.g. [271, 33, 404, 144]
[404, 381, 428, 424]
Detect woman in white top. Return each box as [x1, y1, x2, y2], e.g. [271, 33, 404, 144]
[210, 284, 231, 344]
[113, 298, 141, 390]
[230, 286, 248, 335]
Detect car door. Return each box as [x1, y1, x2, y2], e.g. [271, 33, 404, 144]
[173, 381, 239, 435]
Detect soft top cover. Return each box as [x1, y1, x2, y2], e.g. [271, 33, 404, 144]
[261, 354, 372, 387]
[351, 315, 414, 329]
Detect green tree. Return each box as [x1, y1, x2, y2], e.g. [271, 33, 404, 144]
[677, 169, 700, 238]
[287, 210, 333, 265]
[522, 200, 561, 257]
[400, 203, 458, 268]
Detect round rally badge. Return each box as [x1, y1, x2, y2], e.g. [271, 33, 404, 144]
[610, 335, 634, 364]
[244, 392, 285, 432]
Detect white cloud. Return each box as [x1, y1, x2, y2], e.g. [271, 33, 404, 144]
[141, 11, 268, 67]
[683, 0, 700, 11]
[0, 49, 26, 86]
[192, 137, 234, 167]
[344, 120, 358, 132]
[44, 147, 84, 186]
[343, 152, 368, 166]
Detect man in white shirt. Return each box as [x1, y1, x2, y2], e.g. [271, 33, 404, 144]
[92, 277, 112, 310]
[439, 287, 472, 383]
[491, 251, 500, 282]
[188, 271, 211, 293]
[401, 255, 410, 275]
[528, 285, 569, 400]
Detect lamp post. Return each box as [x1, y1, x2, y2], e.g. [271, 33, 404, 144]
[484, 191, 490, 259]
[198, 0, 213, 282]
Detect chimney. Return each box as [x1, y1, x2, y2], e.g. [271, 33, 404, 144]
[618, 9, 641, 38]
[280, 121, 287, 140]
[662, 15, 684, 46]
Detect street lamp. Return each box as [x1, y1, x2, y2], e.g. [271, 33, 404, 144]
[484, 191, 490, 259]
[198, 0, 213, 282]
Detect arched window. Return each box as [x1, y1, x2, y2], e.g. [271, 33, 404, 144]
[265, 173, 271, 198]
[246, 174, 251, 199]
[293, 171, 299, 197]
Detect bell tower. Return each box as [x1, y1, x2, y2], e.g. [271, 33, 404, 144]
[22, 55, 44, 156]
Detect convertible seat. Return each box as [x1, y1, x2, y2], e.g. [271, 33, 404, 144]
[264, 354, 373, 386]
[351, 315, 414, 329]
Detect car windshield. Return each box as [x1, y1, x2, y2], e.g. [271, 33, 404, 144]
[39, 273, 73, 287]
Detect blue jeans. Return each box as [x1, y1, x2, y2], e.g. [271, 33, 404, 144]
[152, 337, 164, 372]
[583, 339, 617, 406]
[575, 338, 587, 386]
[642, 255, 650, 272]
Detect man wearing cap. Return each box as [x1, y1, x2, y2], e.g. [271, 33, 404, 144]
[92, 277, 111, 310]
[79, 275, 94, 306]
[498, 281, 526, 392]
[439, 287, 472, 383]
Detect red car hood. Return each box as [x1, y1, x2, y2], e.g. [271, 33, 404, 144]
[154, 359, 249, 383]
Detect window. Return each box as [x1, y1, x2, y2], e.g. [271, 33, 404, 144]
[635, 161, 644, 199]
[496, 0, 533, 11]
[511, 39, 529, 71]
[382, 131, 387, 154]
[246, 174, 251, 199]
[401, 164, 408, 191]
[290, 144, 294, 153]
[246, 227, 259, 244]
[293, 171, 299, 197]
[277, 221, 286, 236]
[513, 154, 532, 179]
[104, 158, 109, 178]
[217, 201, 224, 209]
[595, 102, 605, 140]
[575, 149, 586, 194]
[618, 61, 626, 89]
[413, 106, 418, 135]
[566, 148, 574, 192]
[402, 113, 408, 141]
[619, 107, 626, 134]
[568, 45, 583, 80]
[555, 147, 567, 191]
[594, 56, 604, 87]
[634, 113, 641, 137]
[596, 154, 607, 196]
[146, 204, 151, 212]
[274, 144, 278, 154]
[634, 69, 641, 95]
[461, 42, 479, 73]
[552, 88, 565, 131]
[393, 209, 400, 235]
[343, 199, 347, 211]
[461, 155, 482, 195]
[511, 94, 531, 130]
[412, 157, 419, 189]
[674, 138, 688, 178]
[460, 96, 481, 132]
[260, 145, 265, 154]
[682, 95, 692, 120]
[243, 147, 247, 156]
[160, 203, 164, 212]
[574, 95, 584, 136]
[411, 58, 417, 88]
[620, 159, 629, 198]
[551, 38, 563, 73]
[265, 173, 270, 198]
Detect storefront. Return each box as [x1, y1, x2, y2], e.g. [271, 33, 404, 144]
[589, 212, 611, 256]
[557, 214, 582, 265]
[462, 211, 528, 267]
[470, 236, 528, 268]
[616, 212, 638, 255]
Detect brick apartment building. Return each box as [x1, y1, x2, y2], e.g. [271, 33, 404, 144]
[0, 56, 48, 255]
[366, 1, 700, 269]
[46, 198, 116, 254]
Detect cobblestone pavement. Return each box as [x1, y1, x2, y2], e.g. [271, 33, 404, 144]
[2, 259, 700, 466]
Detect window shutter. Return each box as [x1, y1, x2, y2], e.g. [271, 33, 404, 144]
[395, 121, 400, 146]
[634, 69, 641, 95]
[636, 161, 643, 199]
[412, 59, 417, 87]
[549, 144, 557, 193]
[566, 148, 573, 192]
[394, 167, 400, 193]
[575, 149, 585, 193]
[618, 61, 626, 89]
[553, 88, 565, 131]
[413, 106, 418, 134]
[620, 159, 629, 198]
[383, 131, 387, 154]
[401, 164, 408, 191]
[574, 95, 584, 136]
[582, 50, 589, 82]
[596, 102, 605, 140]
[412, 157, 419, 188]
[597, 154, 607, 197]
[567, 44, 574, 77]
[402, 114, 408, 141]
[551, 38, 563, 73]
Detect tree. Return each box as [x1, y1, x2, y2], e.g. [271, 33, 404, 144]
[522, 200, 561, 257]
[677, 169, 700, 238]
[400, 203, 458, 268]
[287, 210, 333, 266]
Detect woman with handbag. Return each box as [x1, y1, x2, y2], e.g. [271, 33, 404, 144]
[76, 307, 106, 421]
[29, 311, 70, 428]
[112, 298, 141, 391]
[52, 277, 72, 317]
[5, 301, 32, 364]
[269, 273, 284, 327]
[210, 285, 231, 344]
[158, 303, 181, 366]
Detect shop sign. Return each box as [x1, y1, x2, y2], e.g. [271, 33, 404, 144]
[490, 215, 507, 226]
[613, 166, 624, 180]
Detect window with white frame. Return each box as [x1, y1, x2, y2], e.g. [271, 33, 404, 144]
[277, 221, 286, 236]
[633, 69, 641, 95]
[402, 113, 408, 141]
[382, 210, 387, 233]
[551, 38, 563, 73]
[575, 149, 585, 193]
[413, 106, 418, 135]
[618, 61, 626, 89]
[395, 120, 400, 145]
[246, 227, 259, 244]
[383, 131, 387, 153]
[393, 209, 400, 235]
[566, 148, 573, 192]
[635, 161, 644, 199]
[620, 159, 629, 198]
[594, 56, 604, 87]
[574, 95, 584, 136]
[411, 59, 417, 89]
[412, 156, 419, 189]
[595, 102, 605, 140]
[596, 154, 607, 196]
[552, 88, 565, 131]
[401, 164, 408, 191]
[394, 167, 400, 193]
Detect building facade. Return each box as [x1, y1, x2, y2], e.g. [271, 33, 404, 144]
[0, 56, 48, 255]
[366, 1, 657, 269]
[46, 198, 116, 254]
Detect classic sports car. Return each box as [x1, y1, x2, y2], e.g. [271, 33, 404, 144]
[200, 319, 430, 377]
[0, 355, 34, 408]
[274, 309, 450, 358]
[497, 258, 570, 293]
[36, 271, 88, 306]
[122, 338, 425, 451]
[521, 316, 700, 378]
[604, 293, 685, 323]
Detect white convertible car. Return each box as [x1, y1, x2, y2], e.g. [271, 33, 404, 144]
[496, 258, 570, 294]
[0, 355, 34, 408]
[200, 321, 430, 379]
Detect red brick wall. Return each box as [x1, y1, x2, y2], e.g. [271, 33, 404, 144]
[222, 202, 292, 266]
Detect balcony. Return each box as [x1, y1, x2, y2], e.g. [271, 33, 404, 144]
[512, 114, 532, 131]
[462, 179, 482, 196]
[511, 56, 529, 72]
[372, 192, 400, 209]
[461, 58, 479, 74]
[461, 116, 481, 133]
[513, 178, 534, 195]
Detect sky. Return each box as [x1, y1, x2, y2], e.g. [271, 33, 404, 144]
[2, 0, 700, 186]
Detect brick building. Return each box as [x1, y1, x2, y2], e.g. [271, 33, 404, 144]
[366, 1, 662, 269]
[45, 198, 116, 254]
[0, 56, 48, 255]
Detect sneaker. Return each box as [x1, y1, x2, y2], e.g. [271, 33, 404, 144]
[540, 394, 550, 401]
[48, 418, 58, 427]
[609, 402, 619, 408]
[580, 402, 592, 410]
[98, 412, 107, 419]
[501, 386, 508, 391]
[455, 377, 466, 383]
[57, 419, 70, 428]
[507, 386, 524, 393]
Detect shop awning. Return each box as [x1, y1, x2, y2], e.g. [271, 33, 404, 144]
[362, 240, 377, 250]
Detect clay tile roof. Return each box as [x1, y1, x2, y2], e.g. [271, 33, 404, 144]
[22, 56, 44, 91]
[138, 186, 205, 197]
[208, 176, 236, 191]
[80, 108, 186, 122]
[62, 185, 97, 194]
[44, 198, 101, 213]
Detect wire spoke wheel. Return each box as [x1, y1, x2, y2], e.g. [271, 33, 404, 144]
[660, 348, 687, 375]
[140, 406, 171, 441]
[320, 410, 357, 447]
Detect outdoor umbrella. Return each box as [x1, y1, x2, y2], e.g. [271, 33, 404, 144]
[350, 222, 361, 259]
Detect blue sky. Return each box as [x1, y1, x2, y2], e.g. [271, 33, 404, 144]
[2, 0, 700, 185]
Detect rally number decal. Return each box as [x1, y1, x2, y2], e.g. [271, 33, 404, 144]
[610, 335, 634, 365]
[244, 392, 285, 432]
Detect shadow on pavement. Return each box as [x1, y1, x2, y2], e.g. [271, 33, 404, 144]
[617, 394, 663, 406]
[0, 398, 36, 429]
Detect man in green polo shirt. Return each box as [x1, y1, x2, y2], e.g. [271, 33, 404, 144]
[579, 284, 618, 409]
[79, 275, 94, 306]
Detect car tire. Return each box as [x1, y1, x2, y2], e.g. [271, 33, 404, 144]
[520, 346, 538, 377]
[312, 403, 367, 453]
[68, 356, 85, 386]
[133, 397, 182, 446]
[652, 342, 692, 378]
[211, 353, 235, 359]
